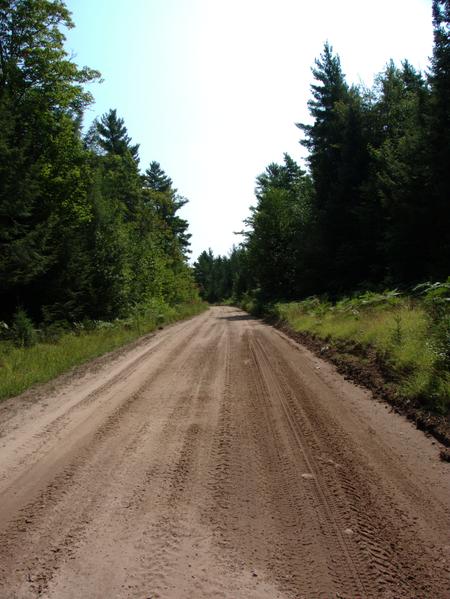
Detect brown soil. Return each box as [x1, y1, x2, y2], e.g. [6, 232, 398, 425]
[273, 319, 450, 448]
[0, 306, 449, 598]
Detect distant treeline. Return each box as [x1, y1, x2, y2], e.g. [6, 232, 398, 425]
[0, 0, 198, 325]
[195, 0, 449, 303]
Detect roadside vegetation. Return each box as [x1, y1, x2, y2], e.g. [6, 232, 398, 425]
[0, 300, 206, 401]
[269, 283, 450, 415]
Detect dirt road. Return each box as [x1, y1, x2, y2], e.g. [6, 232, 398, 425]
[0, 306, 448, 598]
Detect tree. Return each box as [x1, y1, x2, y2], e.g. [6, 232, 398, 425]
[194, 249, 240, 303]
[142, 162, 191, 255]
[363, 61, 430, 284]
[94, 109, 140, 161]
[88, 109, 143, 219]
[297, 43, 371, 294]
[244, 155, 315, 300]
[0, 0, 99, 319]
[142, 161, 173, 192]
[427, 0, 450, 277]
[0, 1, 200, 324]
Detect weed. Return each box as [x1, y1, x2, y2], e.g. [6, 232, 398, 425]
[391, 313, 403, 346]
[273, 288, 449, 415]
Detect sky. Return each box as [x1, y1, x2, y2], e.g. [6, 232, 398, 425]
[64, 0, 434, 261]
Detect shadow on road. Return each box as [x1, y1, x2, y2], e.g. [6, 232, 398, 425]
[217, 314, 256, 322]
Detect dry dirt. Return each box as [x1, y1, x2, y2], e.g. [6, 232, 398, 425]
[0, 306, 449, 599]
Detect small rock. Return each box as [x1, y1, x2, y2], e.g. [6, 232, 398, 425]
[301, 473, 315, 480]
[344, 528, 354, 536]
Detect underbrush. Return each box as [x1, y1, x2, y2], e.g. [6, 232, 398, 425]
[0, 300, 207, 401]
[271, 284, 450, 415]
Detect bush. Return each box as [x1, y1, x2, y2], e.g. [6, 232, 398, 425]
[11, 308, 37, 348]
[39, 321, 70, 343]
[419, 280, 450, 371]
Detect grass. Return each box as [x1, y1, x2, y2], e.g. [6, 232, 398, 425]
[273, 292, 450, 414]
[0, 301, 207, 402]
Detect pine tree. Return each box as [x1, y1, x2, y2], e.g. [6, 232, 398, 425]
[142, 162, 191, 255]
[95, 109, 140, 161]
[297, 43, 370, 294]
[244, 155, 315, 300]
[428, 0, 450, 277]
[363, 61, 430, 284]
[91, 109, 142, 218]
[142, 161, 173, 192]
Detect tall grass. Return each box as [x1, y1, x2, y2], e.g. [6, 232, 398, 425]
[274, 291, 449, 414]
[0, 301, 207, 401]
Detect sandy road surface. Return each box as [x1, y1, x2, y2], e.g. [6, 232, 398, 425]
[0, 307, 449, 599]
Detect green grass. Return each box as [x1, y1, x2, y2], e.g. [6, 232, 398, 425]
[0, 301, 207, 401]
[274, 293, 449, 414]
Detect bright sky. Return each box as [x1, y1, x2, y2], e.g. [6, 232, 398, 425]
[65, 0, 434, 261]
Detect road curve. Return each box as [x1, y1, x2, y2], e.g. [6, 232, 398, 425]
[0, 306, 448, 598]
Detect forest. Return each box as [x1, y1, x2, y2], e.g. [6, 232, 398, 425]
[194, 0, 449, 305]
[0, 0, 200, 334]
[0, 1, 448, 410]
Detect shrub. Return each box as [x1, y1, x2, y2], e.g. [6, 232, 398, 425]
[11, 308, 37, 348]
[419, 280, 450, 371]
[39, 321, 70, 343]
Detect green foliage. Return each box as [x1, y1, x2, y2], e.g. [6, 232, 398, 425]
[0, 1, 201, 333]
[243, 154, 315, 300]
[202, 8, 449, 306]
[416, 280, 450, 371]
[274, 290, 449, 414]
[94, 109, 140, 161]
[427, 1, 450, 277]
[365, 61, 431, 283]
[11, 308, 36, 348]
[194, 246, 251, 303]
[0, 0, 98, 317]
[296, 44, 372, 293]
[142, 161, 192, 255]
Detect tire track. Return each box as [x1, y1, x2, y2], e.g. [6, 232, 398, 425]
[250, 333, 371, 598]
[250, 327, 449, 598]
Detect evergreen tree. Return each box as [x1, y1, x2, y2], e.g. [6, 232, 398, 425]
[298, 43, 371, 294]
[194, 248, 246, 303]
[199, 10, 449, 305]
[95, 109, 140, 161]
[90, 109, 142, 218]
[428, 0, 450, 277]
[143, 161, 173, 192]
[0, 0, 99, 319]
[142, 162, 191, 255]
[365, 61, 430, 284]
[244, 155, 315, 300]
[0, 1, 200, 323]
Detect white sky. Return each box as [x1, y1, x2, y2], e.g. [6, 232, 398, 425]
[65, 0, 434, 261]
